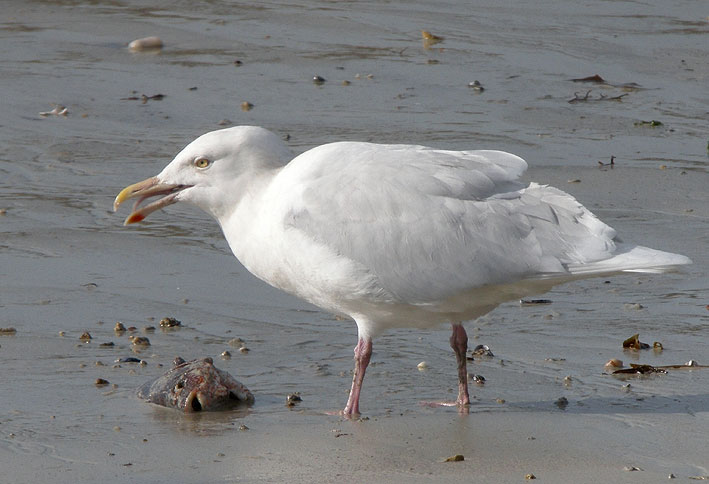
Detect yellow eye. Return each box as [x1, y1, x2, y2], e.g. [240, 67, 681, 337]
[194, 157, 211, 168]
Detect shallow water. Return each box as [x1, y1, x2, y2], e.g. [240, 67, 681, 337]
[1, 1, 708, 482]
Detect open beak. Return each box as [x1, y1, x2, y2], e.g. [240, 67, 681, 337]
[113, 177, 191, 225]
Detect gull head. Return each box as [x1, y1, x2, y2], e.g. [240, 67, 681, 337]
[113, 126, 291, 225]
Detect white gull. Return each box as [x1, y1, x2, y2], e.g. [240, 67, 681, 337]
[114, 126, 691, 415]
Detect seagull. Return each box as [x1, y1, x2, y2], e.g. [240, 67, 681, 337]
[114, 126, 691, 416]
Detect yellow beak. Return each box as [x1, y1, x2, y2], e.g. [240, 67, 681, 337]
[114, 177, 190, 225]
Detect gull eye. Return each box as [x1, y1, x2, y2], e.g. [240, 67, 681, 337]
[194, 157, 211, 169]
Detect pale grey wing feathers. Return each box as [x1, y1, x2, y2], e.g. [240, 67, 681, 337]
[275, 142, 674, 304]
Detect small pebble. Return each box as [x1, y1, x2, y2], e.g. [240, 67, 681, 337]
[668, 474, 676, 479]
[221, 350, 232, 360]
[79, 331, 92, 341]
[623, 303, 644, 310]
[624, 466, 643, 472]
[143, 326, 155, 333]
[240, 101, 254, 112]
[58, 331, 65, 337]
[312, 75, 326, 85]
[605, 358, 623, 369]
[417, 361, 428, 371]
[131, 336, 151, 346]
[555, 396, 569, 409]
[496, 398, 506, 404]
[525, 474, 536, 480]
[472, 374, 485, 385]
[239, 346, 250, 354]
[341, 80, 351, 86]
[239, 424, 249, 431]
[228, 338, 246, 347]
[99, 342, 115, 347]
[444, 454, 464, 462]
[95, 378, 110, 387]
[114, 322, 126, 333]
[128, 36, 163, 52]
[686, 360, 698, 367]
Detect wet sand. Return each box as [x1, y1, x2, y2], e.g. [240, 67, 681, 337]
[1, 1, 708, 483]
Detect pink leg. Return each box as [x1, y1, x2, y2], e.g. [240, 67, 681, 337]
[450, 322, 470, 405]
[343, 337, 372, 416]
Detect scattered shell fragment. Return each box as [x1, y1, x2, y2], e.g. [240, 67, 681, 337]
[472, 344, 494, 357]
[613, 364, 666, 375]
[286, 392, 302, 407]
[604, 358, 623, 369]
[0, 327, 17, 335]
[624, 466, 643, 472]
[116, 357, 144, 364]
[312, 75, 326, 85]
[444, 454, 464, 462]
[468, 80, 484, 92]
[239, 424, 249, 431]
[79, 331, 92, 341]
[239, 347, 250, 354]
[240, 101, 254, 112]
[159, 317, 181, 328]
[421, 31, 444, 49]
[472, 374, 486, 385]
[128, 36, 163, 52]
[653, 341, 663, 350]
[622, 333, 650, 350]
[623, 303, 644, 310]
[39, 104, 69, 117]
[520, 299, 552, 306]
[525, 474, 537, 480]
[417, 361, 428, 371]
[686, 360, 698, 367]
[221, 350, 232, 360]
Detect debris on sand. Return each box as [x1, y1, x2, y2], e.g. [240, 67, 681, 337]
[622, 333, 650, 350]
[128, 36, 163, 52]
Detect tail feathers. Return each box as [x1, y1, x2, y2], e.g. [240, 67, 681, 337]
[566, 245, 692, 276]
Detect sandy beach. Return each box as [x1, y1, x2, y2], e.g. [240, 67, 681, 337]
[1, 1, 708, 482]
